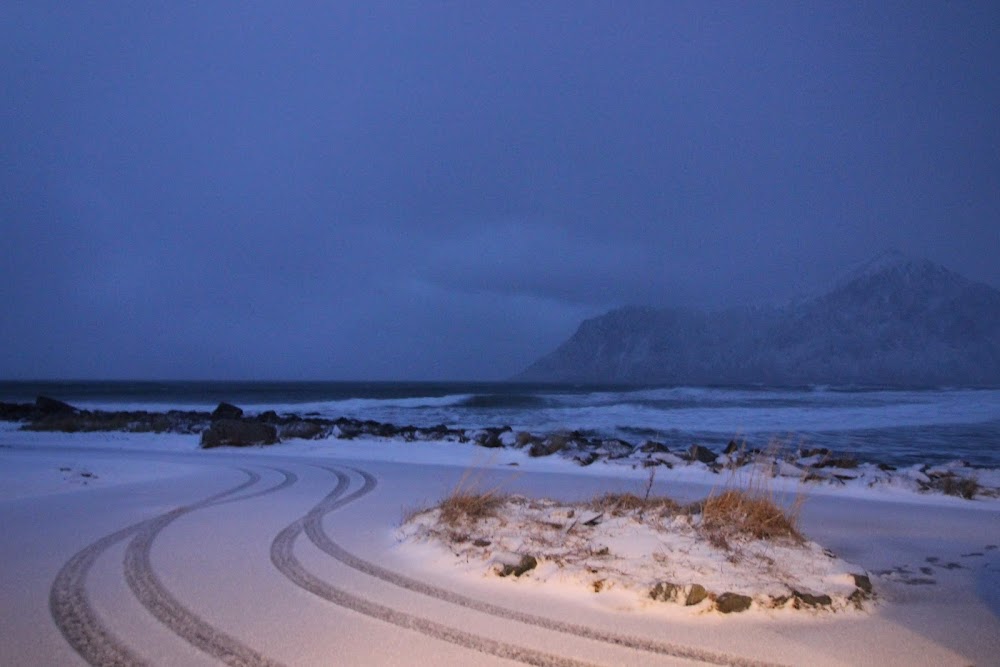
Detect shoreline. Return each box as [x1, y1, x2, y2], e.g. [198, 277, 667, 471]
[2, 396, 998, 503]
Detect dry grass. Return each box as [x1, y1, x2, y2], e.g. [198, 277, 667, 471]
[699, 442, 806, 549]
[589, 492, 679, 517]
[701, 489, 803, 544]
[935, 474, 979, 500]
[434, 461, 514, 528]
[438, 489, 507, 527]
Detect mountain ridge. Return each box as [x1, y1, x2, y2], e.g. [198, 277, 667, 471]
[516, 254, 1000, 386]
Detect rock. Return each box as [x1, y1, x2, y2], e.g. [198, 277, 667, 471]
[515, 431, 540, 448]
[792, 590, 832, 607]
[36, 396, 77, 414]
[497, 554, 538, 578]
[649, 582, 679, 602]
[574, 452, 598, 467]
[814, 455, 859, 469]
[200, 419, 278, 448]
[688, 444, 717, 464]
[256, 410, 280, 422]
[600, 439, 634, 459]
[475, 429, 504, 448]
[685, 584, 709, 606]
[529, 434, 568, 457]
[279, 420, 326, 440]
[640, 440, 670, 454]
[0, 401, 37, 421]
[211, 402, 244, 420]
[851, 573, 873, 594]
[723, 440, 740, 455]
[715, 592, 752, 613]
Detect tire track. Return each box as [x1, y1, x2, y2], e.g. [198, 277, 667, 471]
[271, 467, 599, 667]
[123, 467, 297, 667]
[50, 467, 284, 667]
[306, 466, 785, 667]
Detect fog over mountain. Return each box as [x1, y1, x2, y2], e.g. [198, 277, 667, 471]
[517, 253, 1000, 386]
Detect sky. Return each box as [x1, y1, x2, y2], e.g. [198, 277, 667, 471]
[2, 2, 998, 381]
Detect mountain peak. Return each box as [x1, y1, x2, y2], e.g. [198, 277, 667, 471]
[517, 253, 1000, 385]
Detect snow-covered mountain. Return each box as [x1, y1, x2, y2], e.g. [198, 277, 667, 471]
[517, 254, 1000, 386]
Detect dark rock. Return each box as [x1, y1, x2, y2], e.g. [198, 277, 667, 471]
[475, 429, 505, 448]
[472, 538, 491, 547]
[211, 402, 244, 420]
[792, 590, 833, 607]
[640, 440, 670, 454]
[200, 419, 278, 448]
[498, 554, 538, 577]
[814, 455, 859, 469]
[715, 592, 752, 613]
[723, 440, 740, 455]
[877, 462, 897, 471]
[574, 452, 599, 467]
[851, 573, 873, 594]
[688, 444, 717, 464]
[36, 396, 77, 414]
[515, 431, 540, 448]
[0, 401, 37, 421]
[279, 420, 327, 440]
[685, 584, 709, 606]
[256, 410, 280, 423]
[529, 434, 568, 457]
[649, 582, 679, 602]
[599, 439, 634, 459]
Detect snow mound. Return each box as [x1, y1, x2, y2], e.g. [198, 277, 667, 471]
[399, 492, 874, 615]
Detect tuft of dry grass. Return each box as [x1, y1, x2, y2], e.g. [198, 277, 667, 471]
[934, 474, 979, 500]
[590, 492, 680, 517]
[701, 488, 803, 546]
[434, 461, 514, 528]
[437, 489, 507, 527]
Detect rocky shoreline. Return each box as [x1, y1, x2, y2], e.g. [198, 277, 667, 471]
[1, 396, 993, 499]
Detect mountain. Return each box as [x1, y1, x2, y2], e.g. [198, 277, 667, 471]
[517, 253, 1000, 386]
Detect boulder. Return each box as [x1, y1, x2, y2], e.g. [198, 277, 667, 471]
[649, 582, 679, 602]
[0, 401, 36, 421]
[851, 573, 873, 594]
[715, 592, 752, 613]
[36, 396, 77, 415]
[688, 444, 717, 464]
[529, 434, 568, 457]
[475, 429, 505, 448]
[200, 419, 278, 448]
[640, 440, 670, 454]
[792, 590, 832, 607]
[497, 554, 538, 578]
[279, 420, 327, 440]
[685, 584, 709, 606]
[211, 402, 244, 420]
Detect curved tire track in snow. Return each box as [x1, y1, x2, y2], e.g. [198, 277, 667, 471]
[122, 467, 297, 667]
[308, 466, 785, 667]
[271, 467, 598, 667]
[50, 467, 289, 667]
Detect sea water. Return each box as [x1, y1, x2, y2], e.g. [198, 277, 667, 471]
[1, 381, 998, 469]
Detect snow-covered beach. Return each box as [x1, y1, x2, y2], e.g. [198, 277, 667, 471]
[1, 422, 998, 666]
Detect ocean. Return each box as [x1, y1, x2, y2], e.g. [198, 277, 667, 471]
[1, 381, 998, 469]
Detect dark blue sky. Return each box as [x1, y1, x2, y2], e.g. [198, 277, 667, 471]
[2, 2, 998, 380]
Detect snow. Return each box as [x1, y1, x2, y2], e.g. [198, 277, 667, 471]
[1, 428, 999, 666]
